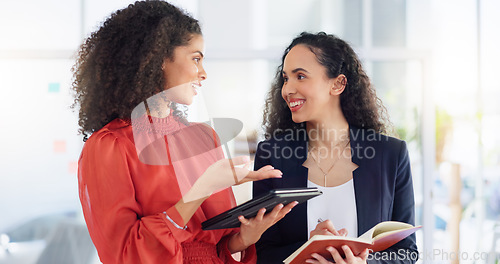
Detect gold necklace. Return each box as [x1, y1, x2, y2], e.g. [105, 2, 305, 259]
[308, 140, 350, 186]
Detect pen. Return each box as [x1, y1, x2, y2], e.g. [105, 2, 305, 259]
[318, 218, 324, 223]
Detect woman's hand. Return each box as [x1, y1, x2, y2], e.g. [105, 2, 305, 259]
[183, 156, 281, 202]
[310, 219, 348, 238]
[236, 163, 283, 185]
[305, 246, 369, 264]
[228, 202, 298, 253]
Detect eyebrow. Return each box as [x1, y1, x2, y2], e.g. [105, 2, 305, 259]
[194, 51, 204, 58]
[282, 68, 310, 74]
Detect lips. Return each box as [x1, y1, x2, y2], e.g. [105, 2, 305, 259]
[191, 83, 200, 95]
[288, 99, 305, 112]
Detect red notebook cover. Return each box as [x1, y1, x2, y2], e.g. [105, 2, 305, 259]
[284, 222, 421, 264]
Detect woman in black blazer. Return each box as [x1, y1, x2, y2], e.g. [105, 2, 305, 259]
[253, 32, 418, 264]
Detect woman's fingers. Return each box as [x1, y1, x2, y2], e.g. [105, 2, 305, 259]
[313, 230, 336, 236]
[268, 203, 284, 218]
[237, 166, 282, 184]
[238, 215, 251, 225]
[338, 228, 348, 237]
[326, 246, 345, 263]
[238, 202, 294, 227]
[278, 201, 298, 217]
[263, 202, 297, 223]
[359, 248, 370, 261]
[226, 157, 275, 184]
[236, 201, 298, 246]
[238, 207, 267, 226]
[307, 246, 368, 264]
[341, 245, 355, 262]
[255, 207, 267, 221]
[255, 165, 282, 179]
[268, 201, 297, 225]
[316, 220, 340, 236]
[257, 164, 275, 171]
[325, 221, 340, 236]
[307, 253, 333, 264]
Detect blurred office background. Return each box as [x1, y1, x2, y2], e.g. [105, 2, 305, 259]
[1, 0, 499, 263]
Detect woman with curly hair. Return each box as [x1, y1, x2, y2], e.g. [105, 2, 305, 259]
[253, 32, 418, 263]
[72, 1, 296, 263]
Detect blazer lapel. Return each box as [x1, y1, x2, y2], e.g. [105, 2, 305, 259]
[281, 130, 309, 188]
[279, 131, 310, 242]
[350, 126, 374, 236]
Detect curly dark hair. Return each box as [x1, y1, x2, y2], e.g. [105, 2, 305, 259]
[71, 0, 201, 140]
[262, 32, 393, 137]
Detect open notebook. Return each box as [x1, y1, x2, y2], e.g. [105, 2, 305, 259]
[284, 221, 421, 264]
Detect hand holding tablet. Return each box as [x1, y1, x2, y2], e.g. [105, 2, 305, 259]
[202, 187, 323, 230]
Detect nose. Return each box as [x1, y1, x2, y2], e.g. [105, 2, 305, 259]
[198, 65, 207, 81]
[281, 80, 295, 100]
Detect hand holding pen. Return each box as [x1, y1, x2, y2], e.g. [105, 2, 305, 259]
[310, 218, 348, 237]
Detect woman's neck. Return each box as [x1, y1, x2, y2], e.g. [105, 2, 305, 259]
[148, 108, 171, 118]
[146, 101, 172, 118]
[306, 114, 349, 149]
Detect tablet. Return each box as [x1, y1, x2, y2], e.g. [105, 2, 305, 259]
[201, 187, 323, 230]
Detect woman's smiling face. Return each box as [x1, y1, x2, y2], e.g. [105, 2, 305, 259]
[281, 44, 340, 124]
[161, 34, 207, 105]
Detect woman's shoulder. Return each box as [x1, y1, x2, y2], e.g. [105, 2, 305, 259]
[349, 126, 408, 161]
[84, 119, 133, 147]
[349, 126, 404, 145]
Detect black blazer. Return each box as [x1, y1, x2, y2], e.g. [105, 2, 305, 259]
[253, 127, 418, 263]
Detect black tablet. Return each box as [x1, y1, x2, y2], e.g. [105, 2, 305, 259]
[201, 187, 323, 230]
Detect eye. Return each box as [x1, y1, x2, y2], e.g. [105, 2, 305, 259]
[193, 57, 201, 63]
[297, 74, 305, 80]
[283, 75, 288, 82]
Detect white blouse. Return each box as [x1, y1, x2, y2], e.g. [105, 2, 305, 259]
[307, 179, 358, 239]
